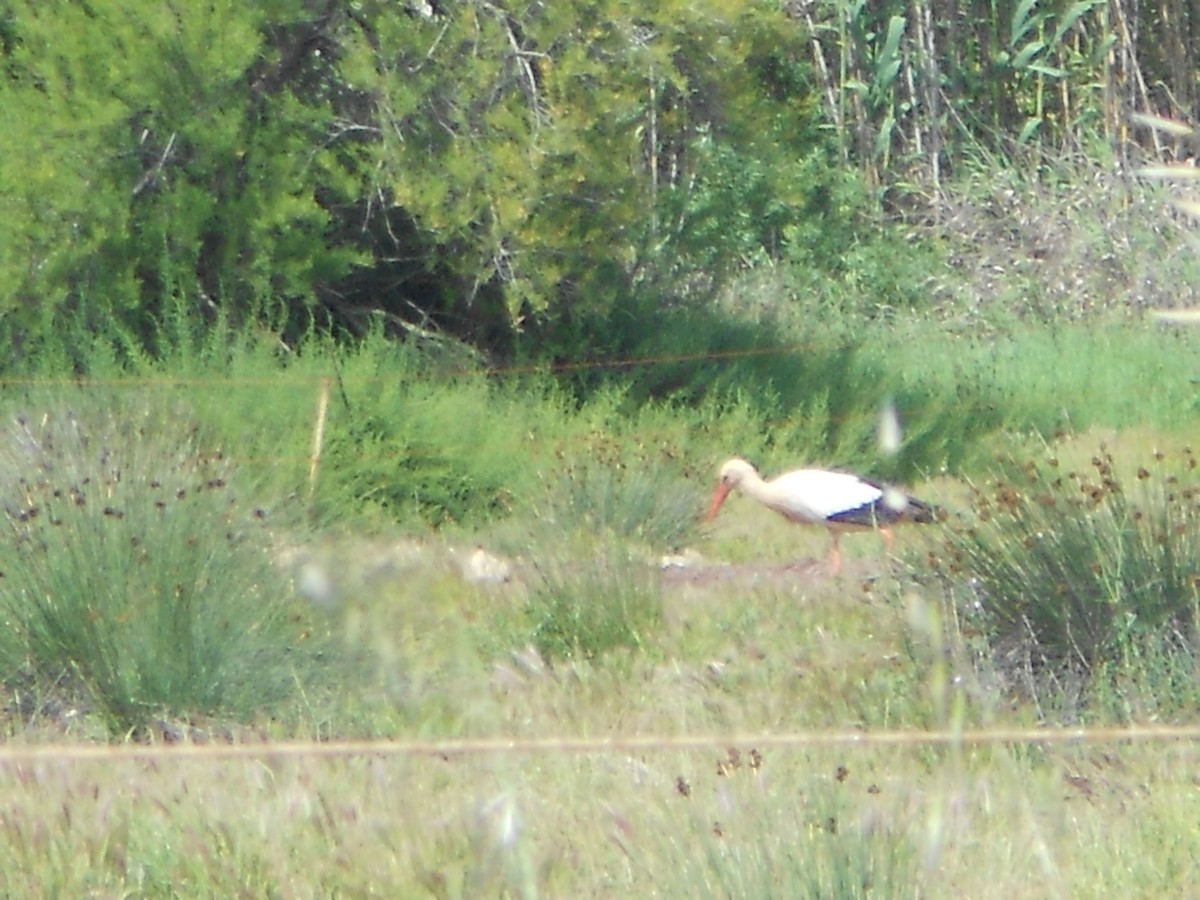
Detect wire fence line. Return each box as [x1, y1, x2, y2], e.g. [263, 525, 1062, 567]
[0, 725, 1197, 767]
[0, 342, 816, 390]
[0, 346, 962, 476]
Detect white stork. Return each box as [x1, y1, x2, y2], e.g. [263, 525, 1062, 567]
[704, 458, 934, 574]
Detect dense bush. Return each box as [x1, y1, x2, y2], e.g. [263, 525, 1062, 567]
[0, 2, 360, 361]
[2, 0, 1194, 375]
[0, 0, 836, 364]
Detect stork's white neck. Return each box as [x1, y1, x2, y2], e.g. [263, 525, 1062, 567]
[732, 466, 774, 505]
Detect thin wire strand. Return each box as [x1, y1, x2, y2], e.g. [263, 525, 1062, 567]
[0, 343, 814, 389]
[0, 336, 991, 390]
[1, 725, 1197, 766]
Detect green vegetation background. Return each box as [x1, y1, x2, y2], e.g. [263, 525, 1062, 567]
[0, 2, 1199, 893]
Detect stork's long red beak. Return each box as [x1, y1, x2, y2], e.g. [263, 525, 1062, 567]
[705, 481, 732, 522]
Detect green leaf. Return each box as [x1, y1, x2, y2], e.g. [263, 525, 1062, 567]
[873, 15, 907, 91]
[1026, 62, 1069, 79]
[1017, 116, 1043, 143]
[1012, 39, 1045, 70]
[875, 112, 897, 157]
[1052, 0, 1104, 47]
[1010, 0, 1043, 47]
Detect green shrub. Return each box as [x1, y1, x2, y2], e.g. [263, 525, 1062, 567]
[317, 375, 530, 529]
[782, 169, 946, 317]
[0, 403, 324, 735]
[0, 2, 359, 363]
[929, 442, 1200, 679]
[525, 544, 662, 663]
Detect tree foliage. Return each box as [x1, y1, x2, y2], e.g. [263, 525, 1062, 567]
[0, 1, 362, 360]
[335, 0, 829, 349]
[0, 0, 829, 360]
[0, 1, 1196, 365]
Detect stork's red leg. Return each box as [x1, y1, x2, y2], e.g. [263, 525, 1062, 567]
[881, 526, 895, 555]
[828, 530, 843, 575]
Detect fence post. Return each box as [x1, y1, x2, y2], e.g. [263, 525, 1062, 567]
[309, 377, 331, 500]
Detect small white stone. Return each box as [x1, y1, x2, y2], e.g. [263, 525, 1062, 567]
[297, 560, 337, 608]
[462, 545, 512, 584]
[660, 548, 704, 569]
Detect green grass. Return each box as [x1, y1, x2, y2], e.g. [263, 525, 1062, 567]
[0, 480, 1196, 895]
[874, 320, 1200, 439]
[920, 435, 1200, 706]
[0, 582, 1195, 897]
[0, 402, 335, 736]
[523, 542, 664, 663]
[1, 284, 1200, 891]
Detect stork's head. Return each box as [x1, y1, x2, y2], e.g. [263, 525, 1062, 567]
[706, 458, 758, 522]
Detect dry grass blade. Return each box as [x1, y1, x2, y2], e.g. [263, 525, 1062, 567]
[1151, 308, 1200, 324]
[1130, 112, 1197, 137]
[1169, 198, 1200, 219]
[1136, 165, 1200, 181]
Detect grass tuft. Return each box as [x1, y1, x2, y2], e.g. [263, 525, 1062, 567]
[926, 439, 1200, 698]
[529, 449, 702, 551]
[0, 404, 326, 736]
[680, 779, 919, 899]
[524, 543, 663, 663]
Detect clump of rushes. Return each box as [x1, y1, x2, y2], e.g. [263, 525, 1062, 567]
[525, 542, 662, 663]
[534, 435, 700, 551]
[0, 405, 319, 737]
[929, 442, 1200, 676]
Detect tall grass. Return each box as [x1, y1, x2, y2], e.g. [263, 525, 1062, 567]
[524, 542, 663, 663]
[680, 781, 919, 899]
[923, 437, 1200, 718]
[0, 402, 328, 736]
[874, 322, 1200, 439]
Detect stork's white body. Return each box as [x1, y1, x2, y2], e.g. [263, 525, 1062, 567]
[705, 458, 932, 574]
[727, 467, 889, 526]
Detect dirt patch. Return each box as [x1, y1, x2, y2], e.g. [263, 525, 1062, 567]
[658, 556, 886, 592]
